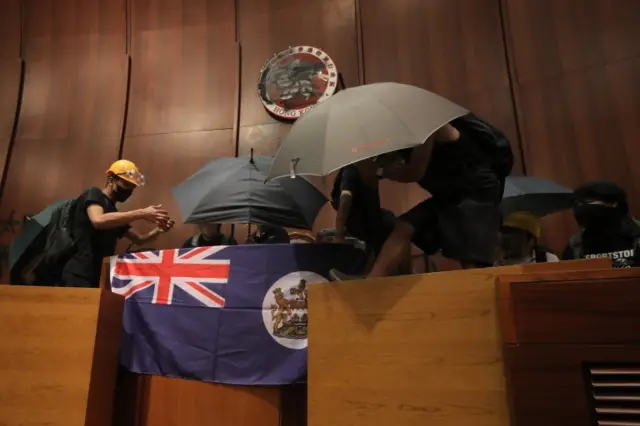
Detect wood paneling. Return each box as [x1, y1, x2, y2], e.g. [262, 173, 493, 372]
[0, 0, 21, 60]
[0, 61, 22, 192]
[22, 0, 127, 60]
[505, 344, 640, 426]
[496, 268, 640, 426]
[141, 376, 281, 426]
[503, 0, 640, 252]
[121, 0, 237, 250]
[497, 268, 640, 344]
[0, 287, 123, 426]
[127, 0, 235, 136]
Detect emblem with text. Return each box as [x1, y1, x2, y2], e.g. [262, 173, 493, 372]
[258, 46, 339, 120]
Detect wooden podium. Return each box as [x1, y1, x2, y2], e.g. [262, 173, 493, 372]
[100, 260, 305, 426]
[307, 258, 613, 426]
[497, 267, 640, 426]
[0, 286, 124, 426]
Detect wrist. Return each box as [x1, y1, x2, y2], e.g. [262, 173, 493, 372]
[131, 209, 147, 221]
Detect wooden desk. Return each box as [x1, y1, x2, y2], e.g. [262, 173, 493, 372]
[306, 258, 611, 426]
[0, 286, 123, 426]
[497, 267, 640, 426]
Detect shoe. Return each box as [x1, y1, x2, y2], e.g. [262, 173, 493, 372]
[329, 269, 364, 282]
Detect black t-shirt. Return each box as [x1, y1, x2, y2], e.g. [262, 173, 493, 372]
[331, 165, 381, 212]
[62, 187, 130, 285]
[182, 233, 237, 248]
[562, 220, 640, 268]
[418, 130, 499, 199]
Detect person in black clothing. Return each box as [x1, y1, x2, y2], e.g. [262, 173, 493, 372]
[562, 181, 640, 268]
[331, 122, 502, 280]
[331, 157, 404, 271]
[182, 223, 237, 248]
[247, 224, 291, 244]
[60, 160, 174, 288]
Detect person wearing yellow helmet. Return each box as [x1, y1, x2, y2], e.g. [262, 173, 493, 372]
[60, 159, 174, 288]
[496, 211, 559, 265]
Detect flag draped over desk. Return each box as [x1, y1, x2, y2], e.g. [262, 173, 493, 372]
[110, 244, 365, 385]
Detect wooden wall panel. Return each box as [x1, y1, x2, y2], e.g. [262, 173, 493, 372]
[0, 0, 21, 60]
[121, 0, 237, 251]
[22, 0, 127, 60]
[503, 0, 640, 252]
[0, 0, 23, 283]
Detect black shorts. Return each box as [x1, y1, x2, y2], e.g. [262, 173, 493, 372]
[346, 208, 396, 257]
[400, 188, 501, 266]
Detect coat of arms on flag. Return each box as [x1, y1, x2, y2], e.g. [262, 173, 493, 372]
[110, 244, 366, 385]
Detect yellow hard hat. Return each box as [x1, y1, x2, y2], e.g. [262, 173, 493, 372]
[105, 159, 145, 187]
[502, 211, 541, 239]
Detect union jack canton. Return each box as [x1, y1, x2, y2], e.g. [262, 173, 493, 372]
[110, 246, 231, 307]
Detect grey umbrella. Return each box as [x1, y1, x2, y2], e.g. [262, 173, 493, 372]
[501, 176, 573, 217]
[172, 154, 328, 230]
[266, 82, 469, 180]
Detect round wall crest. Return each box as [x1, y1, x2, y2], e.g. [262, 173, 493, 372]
[257, 46, 339, 120]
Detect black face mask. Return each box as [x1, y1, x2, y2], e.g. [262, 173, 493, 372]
[500, 233, 529, 259]
[573, 203, 622, 229]
[113, 185, 134, 203]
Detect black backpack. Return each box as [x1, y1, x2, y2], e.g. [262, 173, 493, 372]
[451, 113, 514, 185]
[41, 198, 79, 276]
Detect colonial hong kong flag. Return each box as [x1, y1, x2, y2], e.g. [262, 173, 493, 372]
[110, 244, 366, 385]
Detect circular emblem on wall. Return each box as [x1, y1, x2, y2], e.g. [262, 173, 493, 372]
[258, 46, 339, 120]
[261, 271, 327, 349]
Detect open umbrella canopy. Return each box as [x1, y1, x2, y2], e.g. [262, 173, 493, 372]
[172, 154, 328, 230]
[501, 176, 573, 217]
[266, 82, 468, 180]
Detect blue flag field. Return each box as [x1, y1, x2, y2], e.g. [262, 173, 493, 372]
[110, 243, 365, 385]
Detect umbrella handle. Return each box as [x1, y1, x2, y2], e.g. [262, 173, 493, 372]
[290, 158, 300, 179]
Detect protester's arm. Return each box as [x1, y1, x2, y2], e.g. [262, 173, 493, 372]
[87, 204, 169, 230]
[383, 124, 459, 183]
[334, 167, 360, 241]
[125, 220, 175, 245]
[125, 228, 161, 245]
[335, 191, 352, 241]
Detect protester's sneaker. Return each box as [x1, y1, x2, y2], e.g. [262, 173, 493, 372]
[329, 269, 364, 282]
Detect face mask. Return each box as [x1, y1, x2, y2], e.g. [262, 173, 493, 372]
[573, 203, 622, 229]
[113, 185, 134, 203]
[500, 233, 528, 258]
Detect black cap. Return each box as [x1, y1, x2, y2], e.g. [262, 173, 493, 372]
[574, 181, 628, 214]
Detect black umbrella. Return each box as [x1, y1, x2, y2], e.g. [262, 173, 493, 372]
[172, 153, 328, 230]
[501, 176, 573, 217]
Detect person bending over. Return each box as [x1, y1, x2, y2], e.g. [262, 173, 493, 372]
[60, 160, 174, 288]
[331, 119, 505, 280]
[562, 181, 640, 268]
[331, 156, 406, 272]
